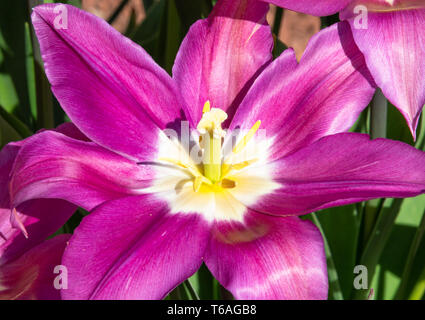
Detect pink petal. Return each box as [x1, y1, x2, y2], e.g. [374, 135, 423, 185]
[172, 0, 273, 126]
[0, 234, 70, 300]
[205, 211, 327, 299]
[1, 200, 75, 266]
[260, 0, 351, 16]
[342, 0, 425, 15]
[61, 195, 209, 300]
[246, 133, 425, 216]
[0, 140, 75, 265]
[32, 4, 186, 161]
[9, 130, 151, 212]
[342, 8, 425, 139]
[230, 22, 375, 160]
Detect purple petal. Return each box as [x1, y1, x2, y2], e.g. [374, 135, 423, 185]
[61, 195, 209, 300]
[342, 8, 425, 139]
[342, 0, 425, 15]
[246, 133, 425, 216]
[173, 0, 273, 126]
[9, 130, 151, 212]
[205, 211, 327, 299]
[0, 234, 70, 300]
[1, 200, 75, 266]
[260, 0, 351, 16]
[230, 22, 375, 160]
[0, 140, 75, 265]
[32, 4, 186, 161]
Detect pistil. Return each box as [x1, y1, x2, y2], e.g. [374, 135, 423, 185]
[197, 101, 227, 183]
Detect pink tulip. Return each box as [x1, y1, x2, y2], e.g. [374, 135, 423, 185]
[7, 0, 425, 299]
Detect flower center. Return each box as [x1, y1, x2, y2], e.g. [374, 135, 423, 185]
[150, 101, 277, 222]
[193, 101, 261, 192]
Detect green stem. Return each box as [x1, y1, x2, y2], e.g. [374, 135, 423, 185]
[353, 90, 389, 300]
[370, 89, 387, 139]
[409, 268, 425, 300]
[311, 213, 343, 300]
[107, 0, 129, 25]
[272, 7, 283, 37]
[28, 0, 54, 129]
[396, 210, 425, 299]
[362, 90, 388, 246]
[183, 279, 200, 300]
[352, 199, 403, 299]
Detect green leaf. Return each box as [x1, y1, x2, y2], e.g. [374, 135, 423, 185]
[310, 213, 344, 300]
[174, 0, 212, 33]
[272, 37, 287, 60]
[189, 263, 221, 299]
[310, 205, 360, 299]
[163, 0, 183, 73]
[28, 0, 55, 129]
[0, 106, 32, 142]
[0, 1, 35, 129]
[129, 0, 167, 63]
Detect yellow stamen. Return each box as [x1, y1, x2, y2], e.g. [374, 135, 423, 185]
[203, 100, 211, 114]
[221, 158, 260, 178]
[158, 157, 213, 192]
[193, 176, 203, 192]
[220, 178, 236, 189]
[233, 120, 261, 154]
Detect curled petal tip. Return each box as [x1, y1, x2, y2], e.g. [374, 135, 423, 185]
[10, 208, 29, 239]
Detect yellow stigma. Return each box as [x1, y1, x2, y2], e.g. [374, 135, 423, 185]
[197, 101, 228, 183]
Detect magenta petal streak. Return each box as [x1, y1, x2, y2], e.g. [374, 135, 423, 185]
[32, 4, 187, 161]
[246, 133, 425, 216]
[61, 195, 210, 300]
[9, 131, 151, 212]
[205, 211, 328, 299]
[344, 9, 425, 138]
[260, 0, 351, 16]
[230, 22, 375, 160]
[173, 0, 273, 126]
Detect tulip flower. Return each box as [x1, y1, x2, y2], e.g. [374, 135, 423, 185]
[0, 125, 80, 299]
[263, 0, 425, 138]
[10, 0, 425, 300]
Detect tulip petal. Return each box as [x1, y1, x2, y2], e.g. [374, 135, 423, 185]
[244, 133, 425, 216]
[9, 130, 151, 212]
[0, 234, 70, 300]
[1, 200, 75, 266]
[61, 195, 209, 300]
[260, 0, 351, 16]
[205, 211, 327, 299]
[173, 0, 273, 126]
[229, 22, 375, 160]
[343, 8, 425, 138]
[0, 141, 75, 265]
[32, 4, 186, 161]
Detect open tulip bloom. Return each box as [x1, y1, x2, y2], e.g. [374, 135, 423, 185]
[5, 0, 425, 299]
[263, 0, 425, 138]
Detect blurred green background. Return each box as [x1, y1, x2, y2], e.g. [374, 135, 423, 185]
[1, 0, 424, 300]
